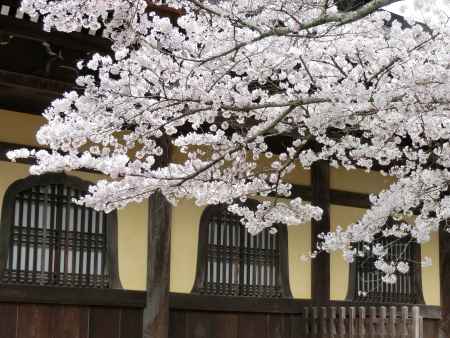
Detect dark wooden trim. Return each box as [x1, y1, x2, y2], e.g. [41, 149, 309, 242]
[0, 69, 72, 95]
[143, 137, 172, 338]
[0, 173, 122, 289]
[289, 184, 370, 209]
[169, 293, 441, 319]
[310, 160, 331, 304]
[0, 141, 103, 175]
[278, 223, 293, 298]
[0, 284, 146, 307]
[440, 223, 450, 335]
[191, 204, 216, 292]
[0, 12, 111, 52]
[0, 141, 43, 165]
[192, 200, 292, 298]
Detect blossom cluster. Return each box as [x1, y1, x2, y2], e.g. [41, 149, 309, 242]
[8, 0, 450, 282]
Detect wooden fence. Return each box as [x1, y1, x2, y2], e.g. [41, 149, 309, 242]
[302, 305, 422, 337]
[169, 294, 441, 338]
[0, 284, 147, 338]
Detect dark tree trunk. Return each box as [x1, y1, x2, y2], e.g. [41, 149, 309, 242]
[143, 139, 172, 338]
[311, 160, 331, 304]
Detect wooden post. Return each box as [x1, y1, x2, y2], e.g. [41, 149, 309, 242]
[440, 224, 450, 337]
[143, 138, 172, 338]
[311, 160, 331, 304]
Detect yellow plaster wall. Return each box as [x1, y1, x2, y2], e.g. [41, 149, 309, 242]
[330, 204, 367, 301]
[170, 199, 204, 293]
[0, 109, 45, 146]
[330, 167, 394, 194]
[421, 232, 440, 305]
[288, 222, 311, 298]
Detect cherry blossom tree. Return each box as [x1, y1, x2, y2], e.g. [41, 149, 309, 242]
[8, 0, 450, 282]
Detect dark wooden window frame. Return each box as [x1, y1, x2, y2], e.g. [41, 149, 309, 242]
[346, 230, 424, 304]
[0, 173, 121, 288]
[192, 201, 292, 298]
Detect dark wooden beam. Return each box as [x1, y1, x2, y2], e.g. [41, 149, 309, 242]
[0, 284, 146, 307]
[0, 13, 111, 52]
[0, 69, 74, 114]
[310, 160, 331, 304]
[143, 137, 172, 338]
[290, 184, 371, 209]
[169, 293, 442, 319]
[440, 224, 450, 336]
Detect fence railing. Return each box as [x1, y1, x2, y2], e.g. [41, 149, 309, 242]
[302, 305, 423, 338]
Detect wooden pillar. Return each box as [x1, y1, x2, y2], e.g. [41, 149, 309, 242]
[440, 225, 450, 336]
[311, 160, 331, 304]
[143, 139, 171, 338]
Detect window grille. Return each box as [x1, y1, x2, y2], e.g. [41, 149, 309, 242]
[349, 235, 424, 304]
[192, 204, 291, 298]
[0, 174, 120, 288]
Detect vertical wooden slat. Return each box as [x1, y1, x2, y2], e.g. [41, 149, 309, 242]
[388, 306, 397, 338]
[303, 307, 310, 337]
[16, 191, 24, 282]
[24, 190, 33, 283]
[93, 211, 100, 287]
[411, 306, 421, 338]
[72, 189, 79, 287]
[320, 306, 328, 337]
[338, 307, 346, 338]
[312, 307, 319, 337]
[228, 219, 233, 295]
[63, 186, 71, 286]
[369, 306, 376, 338]
[349, 307, 356, 338]
[32, 186, 40, 284]
[379, 306, 387, 337]
[86, 207, 93, 287]
[358, 307, 366, 337]
[330, 307, 337, 337]
[39, 187, 49, 285]
[401, 307, 409, 338]
[78, 203, 86, 286]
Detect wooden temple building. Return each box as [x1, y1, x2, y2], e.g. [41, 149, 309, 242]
[0, 0, 448, 337]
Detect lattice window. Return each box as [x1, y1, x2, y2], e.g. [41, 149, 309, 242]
[0, 174, 120, 288]
[192, 204, 291, 298]
[349, 235, 424, 304]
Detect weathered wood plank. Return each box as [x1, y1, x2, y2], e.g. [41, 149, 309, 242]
[51, 306, 89, 338]
[169, 310, 186, 338]
[0, 303, 18, 338]
[185, 311, 212, 338]
[17, 304, 52, 338]
[120, 308, 143, 338]
[89, 307, 121, 338]
[238, 313, 267, 338]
